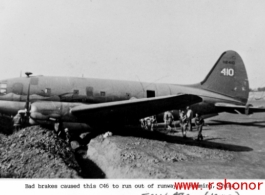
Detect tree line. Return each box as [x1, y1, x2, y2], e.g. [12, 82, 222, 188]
[250, 87, 265, 92]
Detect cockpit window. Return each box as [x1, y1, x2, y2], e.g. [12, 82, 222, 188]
[0, 83, 7, 95]
[0, 83, 7, 88]
[0, 89, 6, 94]
[73, 89, 79, 95]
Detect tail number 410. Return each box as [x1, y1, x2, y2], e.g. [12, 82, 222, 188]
[221, 68, 234, 76]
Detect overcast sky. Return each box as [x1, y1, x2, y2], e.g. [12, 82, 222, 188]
[0, 0, 265, 88]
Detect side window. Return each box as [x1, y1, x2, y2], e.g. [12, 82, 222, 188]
[45, 88, 51, 96]
[86, 87, 93, 96]
[0, 83, 7, 95]
[73, 89, 79, 95]
[126, 92, 131, 99]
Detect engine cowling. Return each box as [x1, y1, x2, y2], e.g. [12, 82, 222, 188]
[29, 101, 83, 125]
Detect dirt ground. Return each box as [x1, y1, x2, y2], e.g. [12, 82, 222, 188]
[1, 99, 265, 179]
[86, 102, 265, 179]
[0, 126, 81, 178]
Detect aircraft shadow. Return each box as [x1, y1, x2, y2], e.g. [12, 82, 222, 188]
[112, 127, 253, 152]
[209, 120, 265, 128]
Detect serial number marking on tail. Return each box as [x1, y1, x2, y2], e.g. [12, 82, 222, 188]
[221, 68, 234, 76]
[223, 60, 235, 65]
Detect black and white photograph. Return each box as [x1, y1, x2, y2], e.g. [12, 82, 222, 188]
[0, 0, 265, 194]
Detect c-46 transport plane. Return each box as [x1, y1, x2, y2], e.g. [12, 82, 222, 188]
[0, 50, 264, 131]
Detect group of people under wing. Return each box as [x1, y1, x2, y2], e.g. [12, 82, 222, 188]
[141, 106, 205, 141]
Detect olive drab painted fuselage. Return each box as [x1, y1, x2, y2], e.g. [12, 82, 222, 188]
[0, 51, 257, 127]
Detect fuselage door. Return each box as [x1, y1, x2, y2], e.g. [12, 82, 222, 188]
[146, 90, 155, 98]
[86, 87, 94, 102]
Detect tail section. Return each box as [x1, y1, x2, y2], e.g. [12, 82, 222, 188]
[199, 50, 249, 104]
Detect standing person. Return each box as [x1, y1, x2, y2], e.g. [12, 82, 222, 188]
[64, 128, 71, 144]
[19, 112, 27, 129]
[150, 115, 157, 131]
[164, 111, 174, 131]
[140, 118, 145, 129]
[57, 120, 66, 139]
[186, 106, 193, 131]
[195, 113, 204, 141]
[13, 112, 23, 132]
[179, 110, 187, 138]
[140, 117, 151, 130]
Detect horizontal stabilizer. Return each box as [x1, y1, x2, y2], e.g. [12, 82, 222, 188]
[215, 103, 265, 115]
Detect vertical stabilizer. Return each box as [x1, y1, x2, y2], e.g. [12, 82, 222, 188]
[200, 50, 249, 104]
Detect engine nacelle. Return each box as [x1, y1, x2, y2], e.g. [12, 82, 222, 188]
[29, 101, 83, 125]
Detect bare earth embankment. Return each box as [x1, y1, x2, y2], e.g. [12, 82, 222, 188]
[1, 96, 265, 178]
[0, 126, 81, 178]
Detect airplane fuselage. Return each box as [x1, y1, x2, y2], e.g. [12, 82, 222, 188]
[0, 51, 253, 129]
[0, 76, 243, 120]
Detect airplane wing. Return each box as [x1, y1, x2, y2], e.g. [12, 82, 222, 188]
[70, 94, 202, 125]
[215, 103, 265, 115]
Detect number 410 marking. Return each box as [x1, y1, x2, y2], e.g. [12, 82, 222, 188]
[221, 68, 234, 76]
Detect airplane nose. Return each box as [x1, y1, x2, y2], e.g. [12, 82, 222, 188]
[0, 101, 26, 115]
[0, 83, 7, 95]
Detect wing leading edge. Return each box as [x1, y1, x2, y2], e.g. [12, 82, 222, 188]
[70, 94, 202, 125]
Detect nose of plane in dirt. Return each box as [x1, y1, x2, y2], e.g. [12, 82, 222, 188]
[0, 81, 7, 95]
[0, 101, 26, 116]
